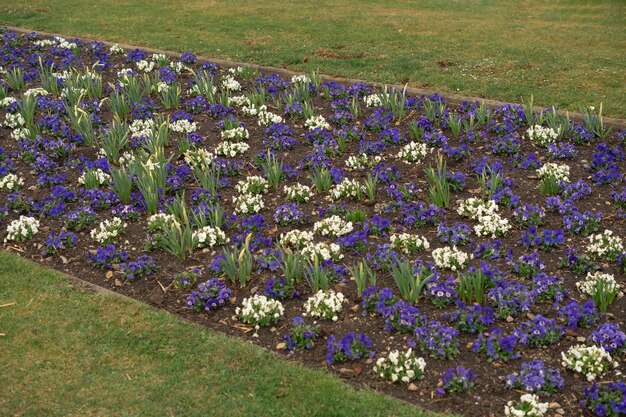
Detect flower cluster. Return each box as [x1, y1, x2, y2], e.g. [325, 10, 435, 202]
[589, 323, 625, 354]
[326, 332, 373, 365]
[193, 225, 228, 248]
[436, 366, 476, 395]
[284, 183, 312, 203]
[186, 278, 232, 312]
[431, 246, 471, 270]
[505, 360, 564, 394]
[302, 290, 345, 321]
[526, 125, 558, 147]
[581, 381, 626, 417]
[283, 316, 319, 350]
[0, 173, 23, 191]
[235, 294, 284, 331]
[389, 233, 429, 255]
[586, 229, 623, 261]
[504, 394, 549, 417]
[90, 217, 126, 244]
[561, 344, 618, 381]
[373, 348, 426, 383]
[313, 215, 353, 237]
[5, 215, 39, 242]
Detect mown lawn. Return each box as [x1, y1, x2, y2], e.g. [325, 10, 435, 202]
[0, 0, 624, 116]
[0, 251, 448, 417]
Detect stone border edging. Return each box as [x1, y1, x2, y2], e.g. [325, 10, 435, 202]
[4, 25, 626, 129]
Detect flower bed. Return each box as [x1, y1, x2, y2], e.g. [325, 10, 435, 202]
[0, 29, 624, 417]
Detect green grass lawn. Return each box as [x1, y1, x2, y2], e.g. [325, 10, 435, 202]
[0, 251, 447, 417]
[1, 0, 624, 116]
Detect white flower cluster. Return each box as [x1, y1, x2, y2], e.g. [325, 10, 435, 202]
[10, 127, 30, 141]
[279, 229, 314, 249]
[228, 95, 250, 108]
[0, 97, 17, 108]
[235, 176, 269, 195]
[291, 74, 311, 84]
[221, 126, 249, 142]
[184, 148, 214, 168]
[5, 216, 39, 242]
[345, 153, 382, 170]
[363, 94, 384, 107]
[90, 217, 126, 244]
[257, 108, 284, 126]
[129, 118, 155, 139]
[235, 294, 284, 331]
[304, 115, 330, 131]
[215, 141, 249, 157]
[169, 61, 187, 73]
[284, 183, 312, 203]
[474, 212, 511, 237]
[5, 112, 25, 128]
[526, 125, 558, 147]
[109, 44, 124, 54]
[373, 348, 426, 383]
[586, 229, 624, 260]
[390, 233, 430, 255]
[561, 344, 617, 381]
[193, 226, 228, 248]
[78, 168, 111, 187]
[232, 193, 264, 215]
[397, 141, 429, 163]
[151, 53, 169, 64]
[0, 173, 24, 191]
[432, 246, 472, 270]
[302, 290, 345, 321]
[576, 271, 619, 297]
[329, 178, 364, 200]
[147, 212, 177, 233]
[301, 241, 343, 262]
[169, 119, 197, 134]
[34, 36, 76, 50]
[313, 215, 353, 237]
[457, 197, 498, 220]
[221, 75, 241, 92]
[136, 60, 156, 73]
[24, 88, 48, 98]
[536, 162, 570, 182]
[117, 68, 135, 79]
[504, 393, 549, 417]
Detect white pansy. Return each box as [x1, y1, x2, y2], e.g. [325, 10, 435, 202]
[432, 246, 471, 270]
[0, 173, 24, 191]
[561, 345, 617, 381]
[5, 216, 39, 242]
[313, 215, 353, 238]
[302, 290, 344, 321]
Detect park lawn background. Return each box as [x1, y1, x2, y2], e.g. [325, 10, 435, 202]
[0, 251, 449, 417]
[0, 0, 624, 117]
